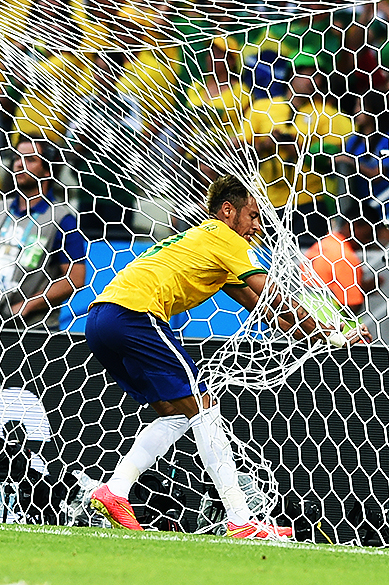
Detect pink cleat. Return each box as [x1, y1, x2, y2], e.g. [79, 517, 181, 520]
[226, 519, 292, 539]
[90, 484, 143, 530]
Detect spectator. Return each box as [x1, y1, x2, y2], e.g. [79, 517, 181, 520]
[275, 5, 343, 93]
[187, 36, 249, 142]
[243, 55, 353, 248]
[9, 0, 93, 146]
[115, 1, 181, 118]
[0, 41, 34, 150]
[301, 207, 382, 314]
[67, 52, 141, 240]
[338, 92, 389, 223]
[339, 3, 389, 101]
[114, 3, 195, 210]
[186, 35, 250, 186]
[242, 46, 290, 102]
[0, 135, 86, 329]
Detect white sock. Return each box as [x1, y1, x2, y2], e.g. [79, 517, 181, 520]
[107, 414, 190, 498]
[190, 404, 251, 526]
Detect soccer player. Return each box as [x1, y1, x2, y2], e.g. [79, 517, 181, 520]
[86, 174, 371, 539]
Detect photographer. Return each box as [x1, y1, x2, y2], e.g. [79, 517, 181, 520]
[0, 135, 86, 329]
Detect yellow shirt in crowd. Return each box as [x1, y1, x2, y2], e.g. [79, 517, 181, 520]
[116, 1, 181, 118]
[243, 97, 353, 207]
[187, 79, 251, 139]
[92, 219, 267, 322]
[12, 52, 93, 144]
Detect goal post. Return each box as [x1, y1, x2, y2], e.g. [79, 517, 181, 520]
[0, 0, 388, 545]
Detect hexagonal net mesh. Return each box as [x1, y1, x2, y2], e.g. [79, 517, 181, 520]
[0, 0, 388, 545]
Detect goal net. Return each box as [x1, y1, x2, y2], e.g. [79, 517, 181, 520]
[0, 0, 389, 545]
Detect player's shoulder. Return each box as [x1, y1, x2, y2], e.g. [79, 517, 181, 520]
[196, 219, 237, 236]
[196, 219, 222, 234]
[195, 219, 249, 248]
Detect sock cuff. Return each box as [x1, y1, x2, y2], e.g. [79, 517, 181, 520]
[189, 403, 221, 428]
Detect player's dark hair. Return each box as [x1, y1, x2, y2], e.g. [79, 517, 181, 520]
[207, 174, 249, 215]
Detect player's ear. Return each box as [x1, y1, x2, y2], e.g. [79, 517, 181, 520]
[220, 201, 235, 218]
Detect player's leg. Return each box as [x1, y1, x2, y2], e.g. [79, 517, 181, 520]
[163, 393, 292, 539]
[85, 304, 195, 529]
[106, 412, 190, 497]
[86, 304, 291, 538]
[106, 393, 213, 500]
[85, 304, 148, 529]
[158, 392, 250, 526]
[152, 393, 292, 539]
[187, 403, 292, 539]
[189, 402, 251, 525]
[89, 412, 190, 530]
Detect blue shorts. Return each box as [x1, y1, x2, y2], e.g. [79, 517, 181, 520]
[85, 303, 207, 405]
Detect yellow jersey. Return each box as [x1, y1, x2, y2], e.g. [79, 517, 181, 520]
[92, 219, 267, 322]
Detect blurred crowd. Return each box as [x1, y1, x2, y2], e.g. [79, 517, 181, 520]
[1, 0, 389, 333]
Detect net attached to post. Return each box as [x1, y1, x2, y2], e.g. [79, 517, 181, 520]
[0, 0, 389, 544]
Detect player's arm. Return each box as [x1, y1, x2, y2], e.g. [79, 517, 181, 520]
[246, 273, 372, 345]
[222, 277, 304, 337]
[225, 273, 372, 346]
[222, 283, 258, 312]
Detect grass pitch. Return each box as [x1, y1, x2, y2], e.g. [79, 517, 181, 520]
[0, 524, 389, 585]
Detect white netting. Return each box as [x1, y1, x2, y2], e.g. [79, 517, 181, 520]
[0, 0, 389, 545]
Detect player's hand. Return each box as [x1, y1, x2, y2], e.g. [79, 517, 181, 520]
[344, 323, 372, 345]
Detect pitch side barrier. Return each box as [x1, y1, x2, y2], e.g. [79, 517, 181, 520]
[0, 329, 388, 543]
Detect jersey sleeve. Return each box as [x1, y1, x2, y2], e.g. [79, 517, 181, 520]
[213, 228, 269, 282]
[224, 272, 248, 287]
[237, 247, 268, 280]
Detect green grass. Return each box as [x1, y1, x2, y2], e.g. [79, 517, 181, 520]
[1, 524, 389, 585]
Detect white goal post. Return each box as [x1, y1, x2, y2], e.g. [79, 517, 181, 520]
[0, 0, 388, 545]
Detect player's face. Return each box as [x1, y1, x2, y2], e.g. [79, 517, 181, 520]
[232, 196, 261, 242]
[13, 141, 49, 194]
